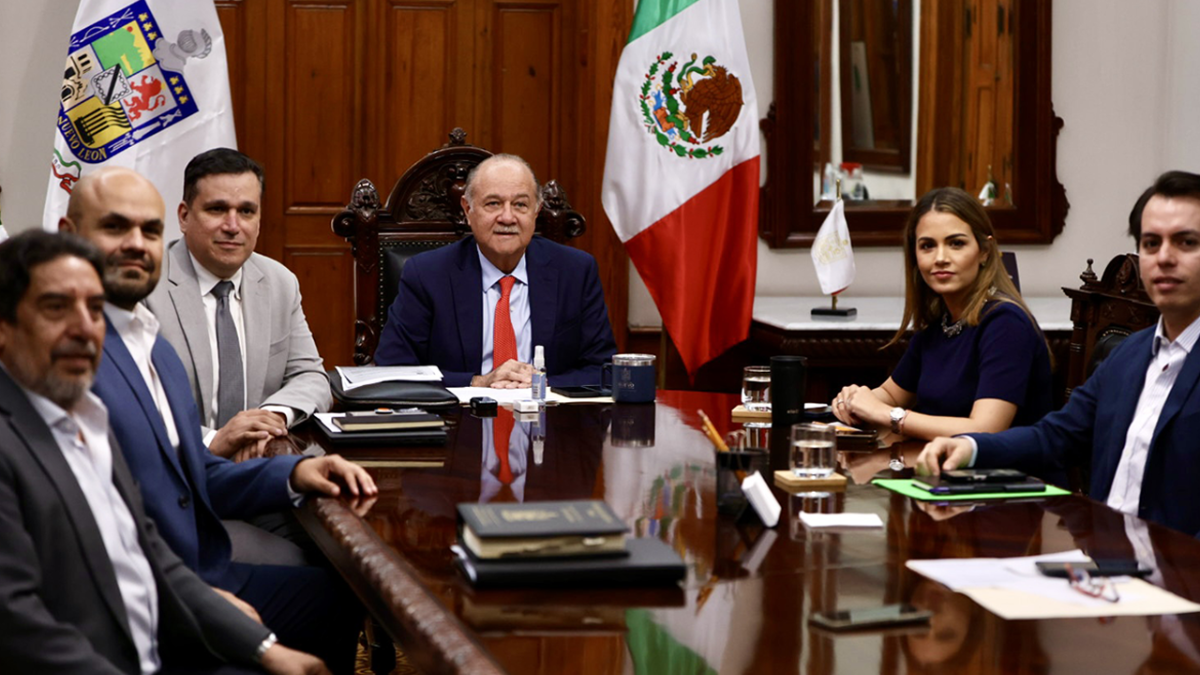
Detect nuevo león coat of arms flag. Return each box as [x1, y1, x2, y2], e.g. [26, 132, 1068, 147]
[43, 0, 236, 240]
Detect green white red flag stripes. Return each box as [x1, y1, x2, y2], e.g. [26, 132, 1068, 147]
[602, 0, 760, 378]
[43, 0, 235, 242]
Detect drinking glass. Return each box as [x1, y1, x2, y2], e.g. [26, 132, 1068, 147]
[741, 366, 771, 411]
[790, 423, 836, 479]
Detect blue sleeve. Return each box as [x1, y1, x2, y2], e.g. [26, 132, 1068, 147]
[203, 452, 302, 518]
[973, 303, 1043, 405]
[890, 329, 924, 393]
[374, 256, 476, 386]
[546, 255, 617, 387]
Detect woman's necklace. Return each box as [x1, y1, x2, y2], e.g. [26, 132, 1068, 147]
[942, 314, 967, 338]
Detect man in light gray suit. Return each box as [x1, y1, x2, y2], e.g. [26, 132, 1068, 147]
[147, 148, 331, 461]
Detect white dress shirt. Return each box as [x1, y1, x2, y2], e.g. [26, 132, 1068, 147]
[189, 252, 295, 439]
[478, 247, 531, 373]
[25, 386, 161, 674]
[106, 303, 179, 449]
[1106, 316, 1200, 515]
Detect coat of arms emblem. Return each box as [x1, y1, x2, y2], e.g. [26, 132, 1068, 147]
[55, 1, 211, 177]
[638, 51, 745, 160]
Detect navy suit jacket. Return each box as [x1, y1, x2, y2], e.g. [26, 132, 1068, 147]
[374, 236, 617, 387]
[971, 327, 1200, 537]
[93, 316, 302, 588]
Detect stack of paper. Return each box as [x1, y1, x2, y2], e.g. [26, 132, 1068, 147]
[336, 365, 443, 391]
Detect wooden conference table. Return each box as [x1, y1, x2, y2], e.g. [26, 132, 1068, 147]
[292, 391, 1200, 675]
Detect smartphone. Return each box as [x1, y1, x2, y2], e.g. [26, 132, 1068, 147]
[551, 385, 609, 398]
[913, 474, 1047, 495]
[941, 468, 1029, 483]
[1036, 559, 1152, 578]
[809, 604, 932, 631]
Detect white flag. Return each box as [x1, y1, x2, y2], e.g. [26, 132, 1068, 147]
[810, 198, 856, 295]
[43, 0, 236, 241]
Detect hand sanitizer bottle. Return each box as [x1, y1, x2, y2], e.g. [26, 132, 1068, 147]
[531, 345, 547, 401]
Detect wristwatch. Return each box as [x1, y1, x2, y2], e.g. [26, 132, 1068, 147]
[254, 632, 278, 663]
[889, 407, 907, 434]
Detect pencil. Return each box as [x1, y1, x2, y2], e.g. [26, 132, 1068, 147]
[697, 409, 730, 452]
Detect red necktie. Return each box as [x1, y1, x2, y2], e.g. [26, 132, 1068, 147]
[494, 408, 514, 484]
[493, 276, 517, 369]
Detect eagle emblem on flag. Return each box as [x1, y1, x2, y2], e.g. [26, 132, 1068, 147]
[54, 1, 210, 177]
[638, 51, 744, 160]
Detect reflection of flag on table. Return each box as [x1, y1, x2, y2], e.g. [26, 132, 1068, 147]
[811, 198, 856, 295]
[602, 0, 760, 378]
[43, 0, 235, 240]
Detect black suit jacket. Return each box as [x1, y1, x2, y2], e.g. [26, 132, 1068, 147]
[0, 368, 268, 673]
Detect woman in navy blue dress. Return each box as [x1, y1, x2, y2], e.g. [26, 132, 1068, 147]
[831, 187, 1053, 440]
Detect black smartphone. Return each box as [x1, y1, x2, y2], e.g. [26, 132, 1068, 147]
[1036, 559, 1152, 578]
[941, 468, 1029, 483]
[809, 604, 932, 631]
[913, 474, 1047, 495]
[551, 385, 609, 398]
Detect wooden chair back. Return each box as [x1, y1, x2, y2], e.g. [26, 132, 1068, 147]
[331, 128, 585, 365]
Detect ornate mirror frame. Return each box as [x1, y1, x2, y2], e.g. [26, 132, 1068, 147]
[760, 0, 1068, 248]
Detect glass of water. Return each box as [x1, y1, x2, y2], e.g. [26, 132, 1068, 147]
[742, 366, 771, 411]
[790, 423, 836, 479]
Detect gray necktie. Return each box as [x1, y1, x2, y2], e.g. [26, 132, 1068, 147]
[212, 280, 244, 428]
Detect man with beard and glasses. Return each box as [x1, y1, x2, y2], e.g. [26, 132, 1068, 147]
[0, 230, 328, 674]
[374, 153, 616, 387]
[58, 167, 371, 675]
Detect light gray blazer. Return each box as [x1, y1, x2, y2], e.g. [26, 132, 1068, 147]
[147, 240, 331, 436]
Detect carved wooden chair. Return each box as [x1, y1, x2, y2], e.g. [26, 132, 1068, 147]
[331, 128, 585, 365]
[1060, 254, 1158, 493]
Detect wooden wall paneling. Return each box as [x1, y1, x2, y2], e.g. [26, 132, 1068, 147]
[487, 1, 566, 182]
[286, 248, 356, 372]
[372, 0, 470, 192]
[215, 1, 248, 148]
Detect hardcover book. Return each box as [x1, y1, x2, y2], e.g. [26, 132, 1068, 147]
[332, 411, 444, 432]
[452, 537, 686, 589]
[457, 500, 629, 559]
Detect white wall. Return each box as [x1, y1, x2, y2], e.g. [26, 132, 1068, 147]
[0, 1, 77, 234]
[630, 0, 1192, 327]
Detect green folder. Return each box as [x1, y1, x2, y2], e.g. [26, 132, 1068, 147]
[872, 478, 1070, 501]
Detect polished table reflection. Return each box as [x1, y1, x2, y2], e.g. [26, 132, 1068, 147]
[294, 391, 1200, 675]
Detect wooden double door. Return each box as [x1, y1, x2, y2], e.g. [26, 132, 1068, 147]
[215, 0, 631, 367]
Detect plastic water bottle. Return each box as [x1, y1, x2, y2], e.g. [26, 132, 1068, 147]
[531, 345, 547, 401]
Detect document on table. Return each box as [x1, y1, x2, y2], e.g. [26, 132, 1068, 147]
[336, 365, 444, 390]
[798, 512, 884, 529]
[448, 387, 612, 405]
[907, 550, 1200, 619]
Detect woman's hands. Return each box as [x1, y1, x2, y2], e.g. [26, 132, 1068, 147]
[831, 384, 893, 430]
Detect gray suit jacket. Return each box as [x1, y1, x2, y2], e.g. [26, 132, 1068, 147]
[0, 368, 268, 673]
[148, 240, 331, 436]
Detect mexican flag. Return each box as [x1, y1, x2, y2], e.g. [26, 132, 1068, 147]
[43, 0, 236, 241]
[602, 0, 760, 378]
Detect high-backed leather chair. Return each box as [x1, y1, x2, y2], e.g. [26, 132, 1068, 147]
[1060, 254, 1158, 492]
[331, 128, 585, 365]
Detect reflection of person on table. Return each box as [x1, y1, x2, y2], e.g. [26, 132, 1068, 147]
[479, 408, 533, 503]
[831, 187, 1053, 440]
[918, 172, 1200, 537]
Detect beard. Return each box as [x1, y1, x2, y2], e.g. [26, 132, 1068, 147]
[10, 339, 99, 410]
[103, 251, 158, 307]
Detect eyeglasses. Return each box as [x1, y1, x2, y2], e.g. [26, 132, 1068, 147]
[1065, 563, 1120, 603]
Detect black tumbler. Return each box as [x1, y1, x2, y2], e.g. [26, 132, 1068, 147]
[770, 355, 807, 428]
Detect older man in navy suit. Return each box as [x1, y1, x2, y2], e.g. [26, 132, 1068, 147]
[374, 154, 616, 387]
[918, 171, 1200, 537]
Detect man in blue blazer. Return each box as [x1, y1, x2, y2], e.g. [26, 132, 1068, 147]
[917, 171, 1200, 537]
[374, 154, 616, 387]
[61, 166, 373, 674]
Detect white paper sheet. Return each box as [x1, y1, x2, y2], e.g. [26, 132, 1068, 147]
[336, 365, 444, 390]
[798, 512, 884, 529]
[448, 387, 612, 405]
[907, 550, 1200, 619]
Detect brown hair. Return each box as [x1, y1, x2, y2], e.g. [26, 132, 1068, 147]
[887, 187, 1036, 348]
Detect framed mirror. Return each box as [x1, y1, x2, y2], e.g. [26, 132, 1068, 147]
[760, 0, 1068, 248]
